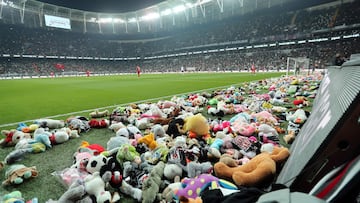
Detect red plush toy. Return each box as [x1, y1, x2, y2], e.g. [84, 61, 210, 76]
[88, 119, 108, 128]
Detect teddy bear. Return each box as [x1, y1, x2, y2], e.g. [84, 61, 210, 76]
[89, 109, 109, 118]
[142, 161, 165, 203]
[283, 130, 296, 144]
[2, 164, 38, 186]
[34, 127, 69, 145]
[66, 116, 91, 133]
[116, 143, 140, 167]
[88, 119, 109, 128]
[166, 118, 186, 138]
[214, 145, 290, 187]
[0, 130, 31, 147]
[34, 118, 65, 129]
[137, 133, 158, 151]
[115, 125, 141, 139]
[84, 171, 120, 203]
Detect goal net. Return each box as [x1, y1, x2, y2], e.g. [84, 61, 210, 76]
[286, 57, 310, 76]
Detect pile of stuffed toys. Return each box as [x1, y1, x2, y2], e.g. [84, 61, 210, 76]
[0, 73, 323, 203]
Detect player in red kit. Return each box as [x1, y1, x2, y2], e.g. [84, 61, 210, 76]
[136, 66, 141, 77]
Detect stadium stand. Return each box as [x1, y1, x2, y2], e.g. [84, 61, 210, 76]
[0, 0, 359, 77]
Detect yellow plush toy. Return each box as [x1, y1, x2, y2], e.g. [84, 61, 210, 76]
[214, 146, 290, 187]
[137, 133, 158, 150]
[182, 113, 210, 139]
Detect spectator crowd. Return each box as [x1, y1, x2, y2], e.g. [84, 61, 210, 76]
[0, 0, 359, 77]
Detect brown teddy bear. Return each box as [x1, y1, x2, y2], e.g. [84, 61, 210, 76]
[214, 145, 290, 187]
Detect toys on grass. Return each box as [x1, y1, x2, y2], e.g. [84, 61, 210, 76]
[166, 118, 186, 138]
[34, 118, 65, 129]
[84, 171, 120, 203]
[115, 125, 141, 138]
[2, 164, 38, 186]
[89, 109, 109, 118]
[1, 191, 38, 203]
[182, 113, 211, 140]
[66, 116, 90, 133]
[88, 119, 109, 128]
[17, 123, 39, 133]
[0, 130, 31, 147]
[137, 133, 158, 150]
[34, 127, 69, 145]
[174, 174, 238, 200]
[214, 145, 290, 187]
[142, 161, 165, 203]
[78, 141, 105, 156]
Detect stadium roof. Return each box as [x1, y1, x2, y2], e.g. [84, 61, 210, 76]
[36, 0, 166, 13]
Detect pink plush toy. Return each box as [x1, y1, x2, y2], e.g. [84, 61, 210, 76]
[231, 121, 256, 137]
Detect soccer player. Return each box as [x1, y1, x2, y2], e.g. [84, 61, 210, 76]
[136, 66, 141, 77]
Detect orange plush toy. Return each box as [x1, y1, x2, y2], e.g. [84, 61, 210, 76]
[214, 145, 290, 187]
[137, 133, 158, 150]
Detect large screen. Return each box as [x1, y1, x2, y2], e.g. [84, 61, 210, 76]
[44, 14, 71, 30]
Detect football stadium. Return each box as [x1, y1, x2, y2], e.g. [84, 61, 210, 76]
[0, 0, 359, 202]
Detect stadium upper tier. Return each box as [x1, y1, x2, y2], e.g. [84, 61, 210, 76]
[0, 0, 359, 58]
[0, 0, 359, 76]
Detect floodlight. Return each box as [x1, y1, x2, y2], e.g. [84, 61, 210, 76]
[113, 18, 125, 23]
[98, 18, 113, 23]
[128, 18, 137, 23]
[160, 9, 172, 16]
[172, 5, 186, 13]
[141, 12, 160, 21]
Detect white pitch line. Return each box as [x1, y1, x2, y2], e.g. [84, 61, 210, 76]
[0, 82, 246, 128]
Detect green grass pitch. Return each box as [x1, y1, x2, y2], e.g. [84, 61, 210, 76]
[0, 72, 283, 128]
[0, 72, 284, 202]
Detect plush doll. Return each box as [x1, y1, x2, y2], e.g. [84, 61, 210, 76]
[251, 111, 279, 126]
[286, 109, 308, 124]
[99, 154, 123, 189]
[174, 174, 238, 200]
[66, 116, 91, 133]
[214, 145, 290, 187]
[116, 125, 141, 139]
[231, 121, 256, 137]
[182, 113, 211, 140]
[166, 118, 186, 138]
[0, 130, 31, 147]
[71, 151, 93, 173]
[58, 127, 80, 139]
[207, 138, 223, 159]
[84, 171, 120, 203]
[88, 119, 109, 128]
[89, 109, 109, 118]
[34, 118, 65, 129]
[1, 191, 38, 203]
[218, 154, 240, 167]
[186, 161, 213, 178]
[257, 124, 280, 145]
[55, 180, 87, 203]
[78, 140, 104, 154]
[7, 134, 52, 161]
[108, 122, 126, 132]
[116, 144, 140, 167]
[159, 176, 182, 202]
[283, 130, 296, 144]
[151, 124, 166, 139]
[142, 161, 165, 203]
[34, 127, 69, 145]
[2, 164, 38, 186]
[137, 133, 158, 151]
